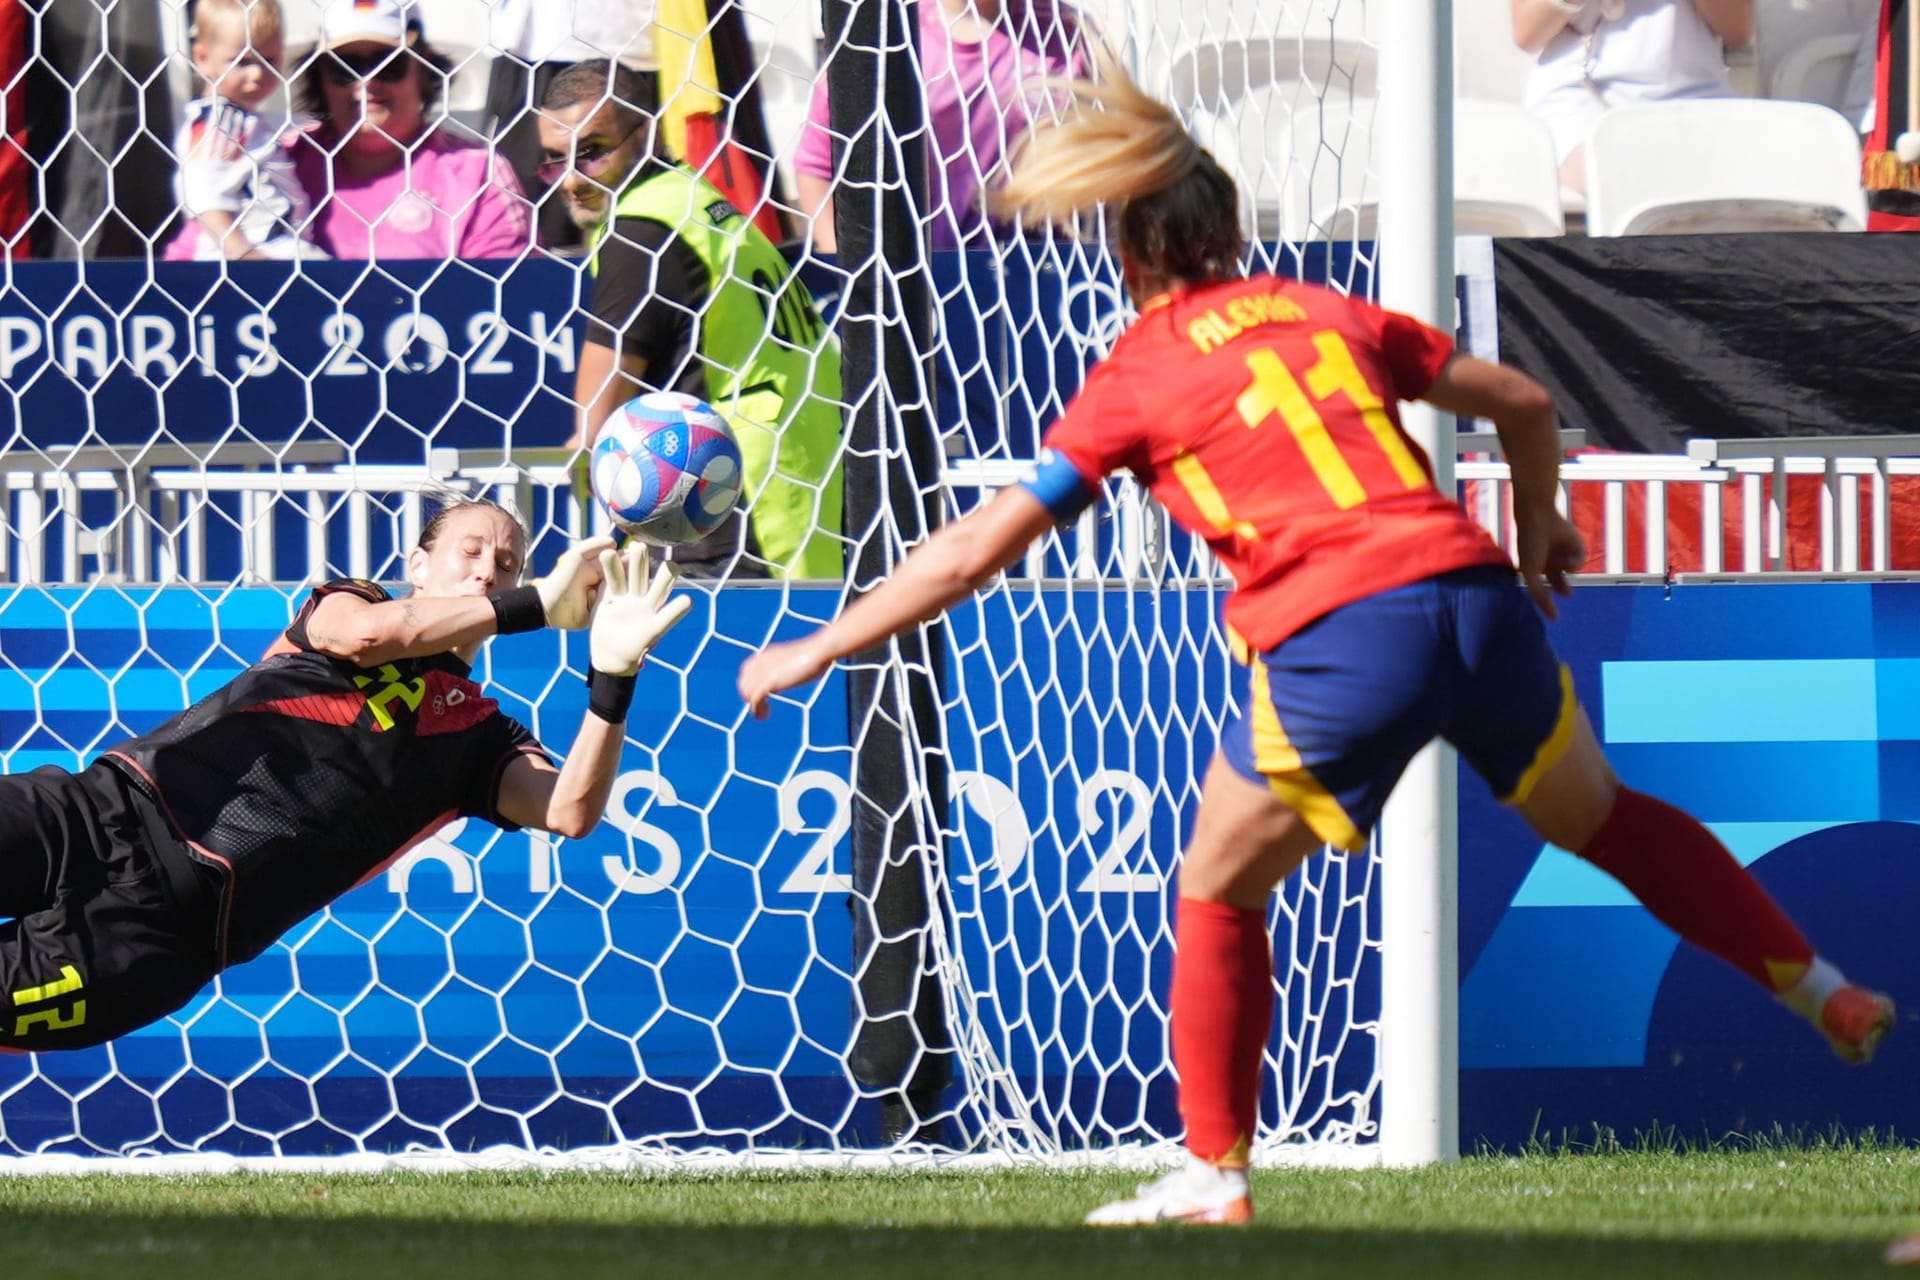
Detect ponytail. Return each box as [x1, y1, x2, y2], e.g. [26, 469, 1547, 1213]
[992, 47, 1243, 284]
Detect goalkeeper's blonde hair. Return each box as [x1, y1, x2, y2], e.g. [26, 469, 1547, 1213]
[416, 486, 532, 578]
[992, 49, 1243, 286]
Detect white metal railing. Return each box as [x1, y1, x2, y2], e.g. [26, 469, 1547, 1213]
[6, 437, 1920, 586]
[2, 443, 346, 585]
[1684, 435, 1920, 573]
[953, 433, 1920, 582]
[0, 444, 607, 586]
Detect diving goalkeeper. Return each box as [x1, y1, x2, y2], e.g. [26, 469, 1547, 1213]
[0, 496, 687, 1050]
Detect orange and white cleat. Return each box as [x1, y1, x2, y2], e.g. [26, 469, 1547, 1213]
[1084, 1161, 1254, 1227]
[1885, 1234, 1920, 1266]
[1819, 986, 1896, 1065]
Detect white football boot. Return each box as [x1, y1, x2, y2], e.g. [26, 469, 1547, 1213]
[1084, 1158, 1253, 1226]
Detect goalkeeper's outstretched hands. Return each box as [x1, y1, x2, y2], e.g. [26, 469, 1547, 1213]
[532, 534, 617, 630]
[591, 543, 691, 676]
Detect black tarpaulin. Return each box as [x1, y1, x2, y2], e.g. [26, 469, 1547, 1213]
[1492, 233, 1920, 453]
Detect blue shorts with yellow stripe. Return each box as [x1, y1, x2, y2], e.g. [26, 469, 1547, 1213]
[1220, 564, 1577, 852]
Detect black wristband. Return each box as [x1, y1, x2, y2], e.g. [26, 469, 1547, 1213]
[489, 585, 546, 635]
[587, 668, 637, 723]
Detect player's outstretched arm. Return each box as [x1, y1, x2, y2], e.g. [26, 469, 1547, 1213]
[304, 536, 616, 667]
[737, 485, 1055, 718]
[1421, 353, 1585, 618]
[497, 544, 691, 838]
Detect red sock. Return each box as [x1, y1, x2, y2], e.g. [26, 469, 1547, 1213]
[1577, 787, 1813, 991]
[1171, 897, 1273, 1167]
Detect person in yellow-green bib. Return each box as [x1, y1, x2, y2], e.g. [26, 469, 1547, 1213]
[539, 58, 844, 580]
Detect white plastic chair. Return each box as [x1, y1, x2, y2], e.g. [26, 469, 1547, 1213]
[1166, 32, 1378, 117]
[1191, 92, 1378, 242]
[423, 41, 494, 131]
[1196, 95, 1563, 242]
[1768, 31, 1866, 112]
[1156, 0, 1378, 113]
[1157, 2, 1384, 243]
[1585, 99, 1866, 235]
[1754, 0, 1880, 111]
[1454, 99, 1564, 236]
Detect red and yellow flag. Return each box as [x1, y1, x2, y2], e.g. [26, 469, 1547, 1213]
[654, 0, 787, 242]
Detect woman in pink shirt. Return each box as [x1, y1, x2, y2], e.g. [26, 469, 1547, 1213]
[795, 0, 1090, 252]
[291, 0, 530, 261]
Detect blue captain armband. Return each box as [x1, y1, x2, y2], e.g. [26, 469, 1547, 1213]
[1018, 448, 1098, 522]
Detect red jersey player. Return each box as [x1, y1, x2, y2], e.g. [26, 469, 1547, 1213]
[737, 56, 1894, 1224]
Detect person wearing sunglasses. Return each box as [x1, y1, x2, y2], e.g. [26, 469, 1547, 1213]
[287, 0, 530, 260]
[481, 0, 659, 253]
[536, 59, 845, 582]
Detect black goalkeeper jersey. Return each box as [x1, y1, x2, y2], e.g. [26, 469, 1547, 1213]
[102, 580, 548, 967]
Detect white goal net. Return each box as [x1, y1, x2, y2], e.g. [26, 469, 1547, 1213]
[0, 0, 1392, 1167]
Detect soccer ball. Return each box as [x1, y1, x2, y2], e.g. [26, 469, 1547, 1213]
[590, 392, 744, 545]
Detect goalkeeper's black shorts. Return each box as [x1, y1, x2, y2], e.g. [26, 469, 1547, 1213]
[0, 761, 222, 1052]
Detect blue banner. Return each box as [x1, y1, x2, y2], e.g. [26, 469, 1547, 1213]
[6, 578, 1916, 1154]
[0, 254, 1100, 463]
[0, 247, 1376, 466]
[1, 579, 1912, 1153]
[1460, 582, 1920, 1147]
[0, 582, 1250, 1152]
[0, 260, 583, 460]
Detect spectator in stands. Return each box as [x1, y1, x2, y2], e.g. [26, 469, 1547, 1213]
[1514, 0, 1753, 194]
[538, 59, 844, 581]
[163, 0, 326, 262]
[794, 0, 1090, 252]
[290, 0, 530, 260]
[484, 0, 658, 254]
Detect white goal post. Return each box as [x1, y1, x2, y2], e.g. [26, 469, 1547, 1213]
[1374, 0, 1457, 1169]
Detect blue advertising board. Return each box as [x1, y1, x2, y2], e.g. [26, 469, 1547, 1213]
[0, 254, 1098, 463]
[0, 260, 584, 459]
[1460, 582, 1920, 1147]
[0, 581, 1247, 1153]
[0, 247, 1376, 465]
[4, 578, 1911, 1156]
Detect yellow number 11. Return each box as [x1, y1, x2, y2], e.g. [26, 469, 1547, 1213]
[1234, 330, 1430, 510]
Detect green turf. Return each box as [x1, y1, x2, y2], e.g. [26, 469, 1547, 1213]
[4, 1148, 1919, 1279]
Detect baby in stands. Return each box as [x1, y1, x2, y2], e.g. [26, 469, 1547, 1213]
[168, 0, 327, 260]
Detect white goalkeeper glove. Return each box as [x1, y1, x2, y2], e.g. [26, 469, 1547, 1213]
[590, 543, 692, 677]
[531, 534, 616, 631]
[178, 99, 253, 216]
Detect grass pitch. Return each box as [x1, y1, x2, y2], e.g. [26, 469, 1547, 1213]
[6, 1146, 1920, 1279]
